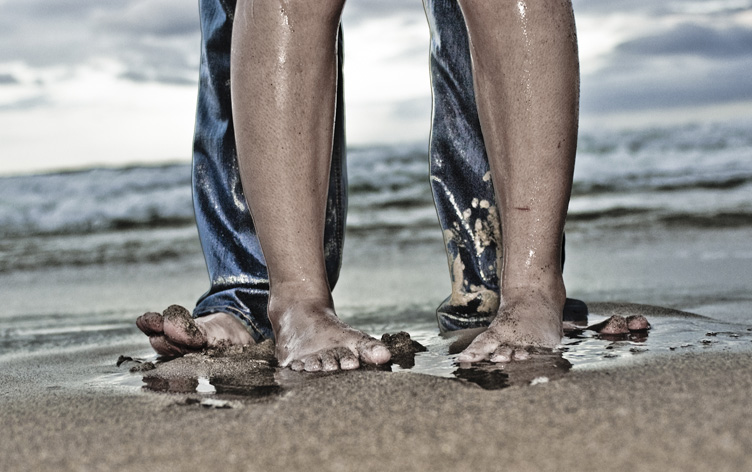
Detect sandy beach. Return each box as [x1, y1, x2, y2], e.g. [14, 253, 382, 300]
[1, 222, 751, 471]
[2, 0, 752, 468]
[2, 341, 752, 471]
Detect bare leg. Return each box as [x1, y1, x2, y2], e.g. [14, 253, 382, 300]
[230, 0, 390, 371]
[456, 0, 579, 362]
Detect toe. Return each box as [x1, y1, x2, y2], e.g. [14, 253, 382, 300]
[136, 312, 163, 336]
[320, 351, 339, 372]
[290, 360, 305, 371]
[489, 346, 513, 363]
[604, 315, 629, 334]
[357, 339, 391, 365]
[162, 308, 206, 349]
[512, 349, 530, 361]
[457, 333, 497, 363]
[336, 348, 360, 370]
[457, 348, 491, 363]
[303, 356, 323, 372]
[149, 336, 186, 357]
[626, 314, 650, 331]
[562, 321, 580, 333]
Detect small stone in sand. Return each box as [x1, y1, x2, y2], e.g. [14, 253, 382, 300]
[129, 362, 156, 373]
[381, 332, 427, 369]
[381, 332, 427, 357]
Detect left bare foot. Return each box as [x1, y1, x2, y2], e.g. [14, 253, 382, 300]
[137, 305, 253, 357]
[457, 288, 564, 363]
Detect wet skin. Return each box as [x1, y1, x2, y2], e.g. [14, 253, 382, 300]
[136, 302, 390, 371]
[268, 288, 391, 371]
[139, 0, 390, 371]
[228, 0, 390, 371]
[138, 0, 579, 368]
[454, 0, 580, 363]
[137, 306, 252, 357]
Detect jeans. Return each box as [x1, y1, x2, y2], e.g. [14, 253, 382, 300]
[191, 0, 579, 341]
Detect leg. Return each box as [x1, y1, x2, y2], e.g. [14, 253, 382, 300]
[231, 0, 390, 371]
[424, 0, 502, 331]
[456, 0, 579, 362]
[424, 0, 587, 334]
[137, 0, 349, 356]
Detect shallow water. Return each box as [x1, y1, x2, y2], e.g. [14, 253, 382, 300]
[96, 307, 752, 396]
[3, 120, 752, 394]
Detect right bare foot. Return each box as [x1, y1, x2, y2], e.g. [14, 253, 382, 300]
[457, 287, 565, 364]
[268, 292, 391, 372]
[136, 305, 253, 357]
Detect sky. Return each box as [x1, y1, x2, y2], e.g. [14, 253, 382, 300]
[1, 0, 751, 175]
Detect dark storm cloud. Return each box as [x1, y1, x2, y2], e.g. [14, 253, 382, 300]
[619, 23, 752, 58]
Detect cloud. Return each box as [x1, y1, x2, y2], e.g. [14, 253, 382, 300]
[582, 54, 752, 113]
[574, 0, 752, 15]
[0, 0, 422, 88]
[575, 0, 752, 117]
[0, 0, 199, 86]
[0, 94, 50, 111]
[94, 1, 199, 38]
[618, 23, 752, 58]
[344, 0, 425, 25]
[0, 74, 19, 85]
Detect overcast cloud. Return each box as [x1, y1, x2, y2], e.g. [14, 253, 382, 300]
[1, 0, 751, 174]
[578, 0, 752, 117]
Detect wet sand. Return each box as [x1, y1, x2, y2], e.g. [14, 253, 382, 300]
[2, 341, 752, 471]
[2, 226, 751, 470]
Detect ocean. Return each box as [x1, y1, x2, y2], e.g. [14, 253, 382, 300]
[3, 120, 752, 271]
[2, 119, 752, 378]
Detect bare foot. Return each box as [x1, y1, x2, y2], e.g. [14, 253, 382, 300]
[457, 289, 564, 363]
[626, 314, 650, 331]
[587, 314, 651, 335]
[136, 305, 253, 357]
[590, 315, 629, 335]
[269, 293, 391, 372]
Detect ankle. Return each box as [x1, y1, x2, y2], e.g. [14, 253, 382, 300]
[195, 312, 252, 345]
[268, 281, 333, 323]
[270, 279, 331, 301]
[501, 276, 566, 303]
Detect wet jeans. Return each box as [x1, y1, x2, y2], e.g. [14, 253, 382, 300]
[191, 0, 569, 341]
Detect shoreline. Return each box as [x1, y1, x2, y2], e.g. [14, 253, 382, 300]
[2, 343, 751, 471]
[2, 224, 751, 470]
